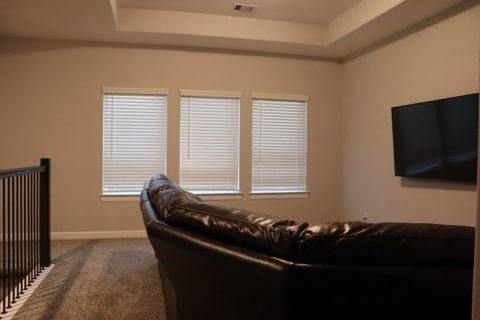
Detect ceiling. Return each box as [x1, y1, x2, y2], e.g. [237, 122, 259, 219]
[118, 0, 363, 25]
[0, 0, 475, 59]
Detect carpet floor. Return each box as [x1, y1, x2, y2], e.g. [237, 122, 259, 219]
[14, 239, 166, 320]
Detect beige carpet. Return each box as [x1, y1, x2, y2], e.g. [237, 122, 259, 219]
[14, 239, 166, 320]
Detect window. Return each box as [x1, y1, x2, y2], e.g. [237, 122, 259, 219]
[102, 88, 168, 195]
[252, 95, 308, 193]
[179, 91, 240, 194]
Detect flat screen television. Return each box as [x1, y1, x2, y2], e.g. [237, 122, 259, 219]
[391, 93, 479, 183]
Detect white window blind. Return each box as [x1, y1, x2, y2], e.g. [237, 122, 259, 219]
[103, 92, 167, 195]
[252, 98, 307, 193]
[180, 95, 240, 194]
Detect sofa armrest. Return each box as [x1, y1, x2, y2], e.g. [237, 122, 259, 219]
[147, 219, 293, 320]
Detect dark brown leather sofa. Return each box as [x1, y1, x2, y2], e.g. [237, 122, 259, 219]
[140, 175, 474, 320]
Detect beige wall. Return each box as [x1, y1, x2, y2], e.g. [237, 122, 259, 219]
[0, 38, 342, 233]
[1, 4, 479, 235]
[341, 5, 480, 226]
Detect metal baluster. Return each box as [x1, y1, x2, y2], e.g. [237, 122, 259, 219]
[15, 176, 19, 300]
[11, 177, 15, 303]
[10, 177, 14, 303]
[18, 176, 21, 296]
[28, 174, 32, 286]
[27, 174, 30, 287]
[11, 178, 15, 303]
[23, 174, 26, 291]
[11, 177, 15, 302]
[17, 177, 20, 298]
[33, 173, 35, 276]
[36, 173, 40, 275]
[2, 179, 6, 314]
[9, 177, 13, 307]
[25, 175, 28, 288]
[37, 173, 40, 274]
[32, 173, 35, 280]
[34, 173, 38, 277]
[18, 175, 22, 296]
[17, 176, 21, 297]
[30, 174, 34, 280]
[10, 177, 14, 305]
[16, 176, 19, 296]
[6, 178, 11, 309]
[24, 175, 27, 289]
[10, 178, 14, 304]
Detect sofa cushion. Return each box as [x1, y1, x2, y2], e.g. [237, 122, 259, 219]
[297, 222, 475, 266]
[146, 175, 308, 258]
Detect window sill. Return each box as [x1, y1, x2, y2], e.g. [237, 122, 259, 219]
[100, 195, 140, 202]
[101, 193, 244, 202]
[196, 193, 243, 201]
[249, 192, 310, 199]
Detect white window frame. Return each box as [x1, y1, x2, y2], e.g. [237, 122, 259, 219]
[101, 87, 169, 200]
[250, 92, 309, 199]
[179, 90, 242, 197]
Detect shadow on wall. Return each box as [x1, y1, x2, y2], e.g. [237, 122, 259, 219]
[401, 177, 476, 191]
[0, 36, 338, 63]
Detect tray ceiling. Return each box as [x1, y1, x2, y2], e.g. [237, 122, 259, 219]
[0, 0, 474, 59]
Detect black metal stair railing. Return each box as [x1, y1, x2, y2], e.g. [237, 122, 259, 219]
[0, 158, 51, 316]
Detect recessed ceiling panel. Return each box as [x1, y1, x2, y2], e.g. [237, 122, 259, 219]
[118, 0, 363, 25]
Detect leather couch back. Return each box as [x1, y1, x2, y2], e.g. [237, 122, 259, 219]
[144, 175, 475, 266]
[146, 175, 307, 258]
[297, 222, 475, 266]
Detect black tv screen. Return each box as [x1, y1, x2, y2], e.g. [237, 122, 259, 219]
[392, 93, 479, 183]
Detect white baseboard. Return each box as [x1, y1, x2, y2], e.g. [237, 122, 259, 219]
[51, 230, 147, 240]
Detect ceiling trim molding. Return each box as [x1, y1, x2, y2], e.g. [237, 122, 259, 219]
[0, 35, 343, 63]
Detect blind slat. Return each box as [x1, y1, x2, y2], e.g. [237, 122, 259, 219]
[103, 93, 167, 195]
[180, 96, 240, 193]
[252, 99, 307, 193]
